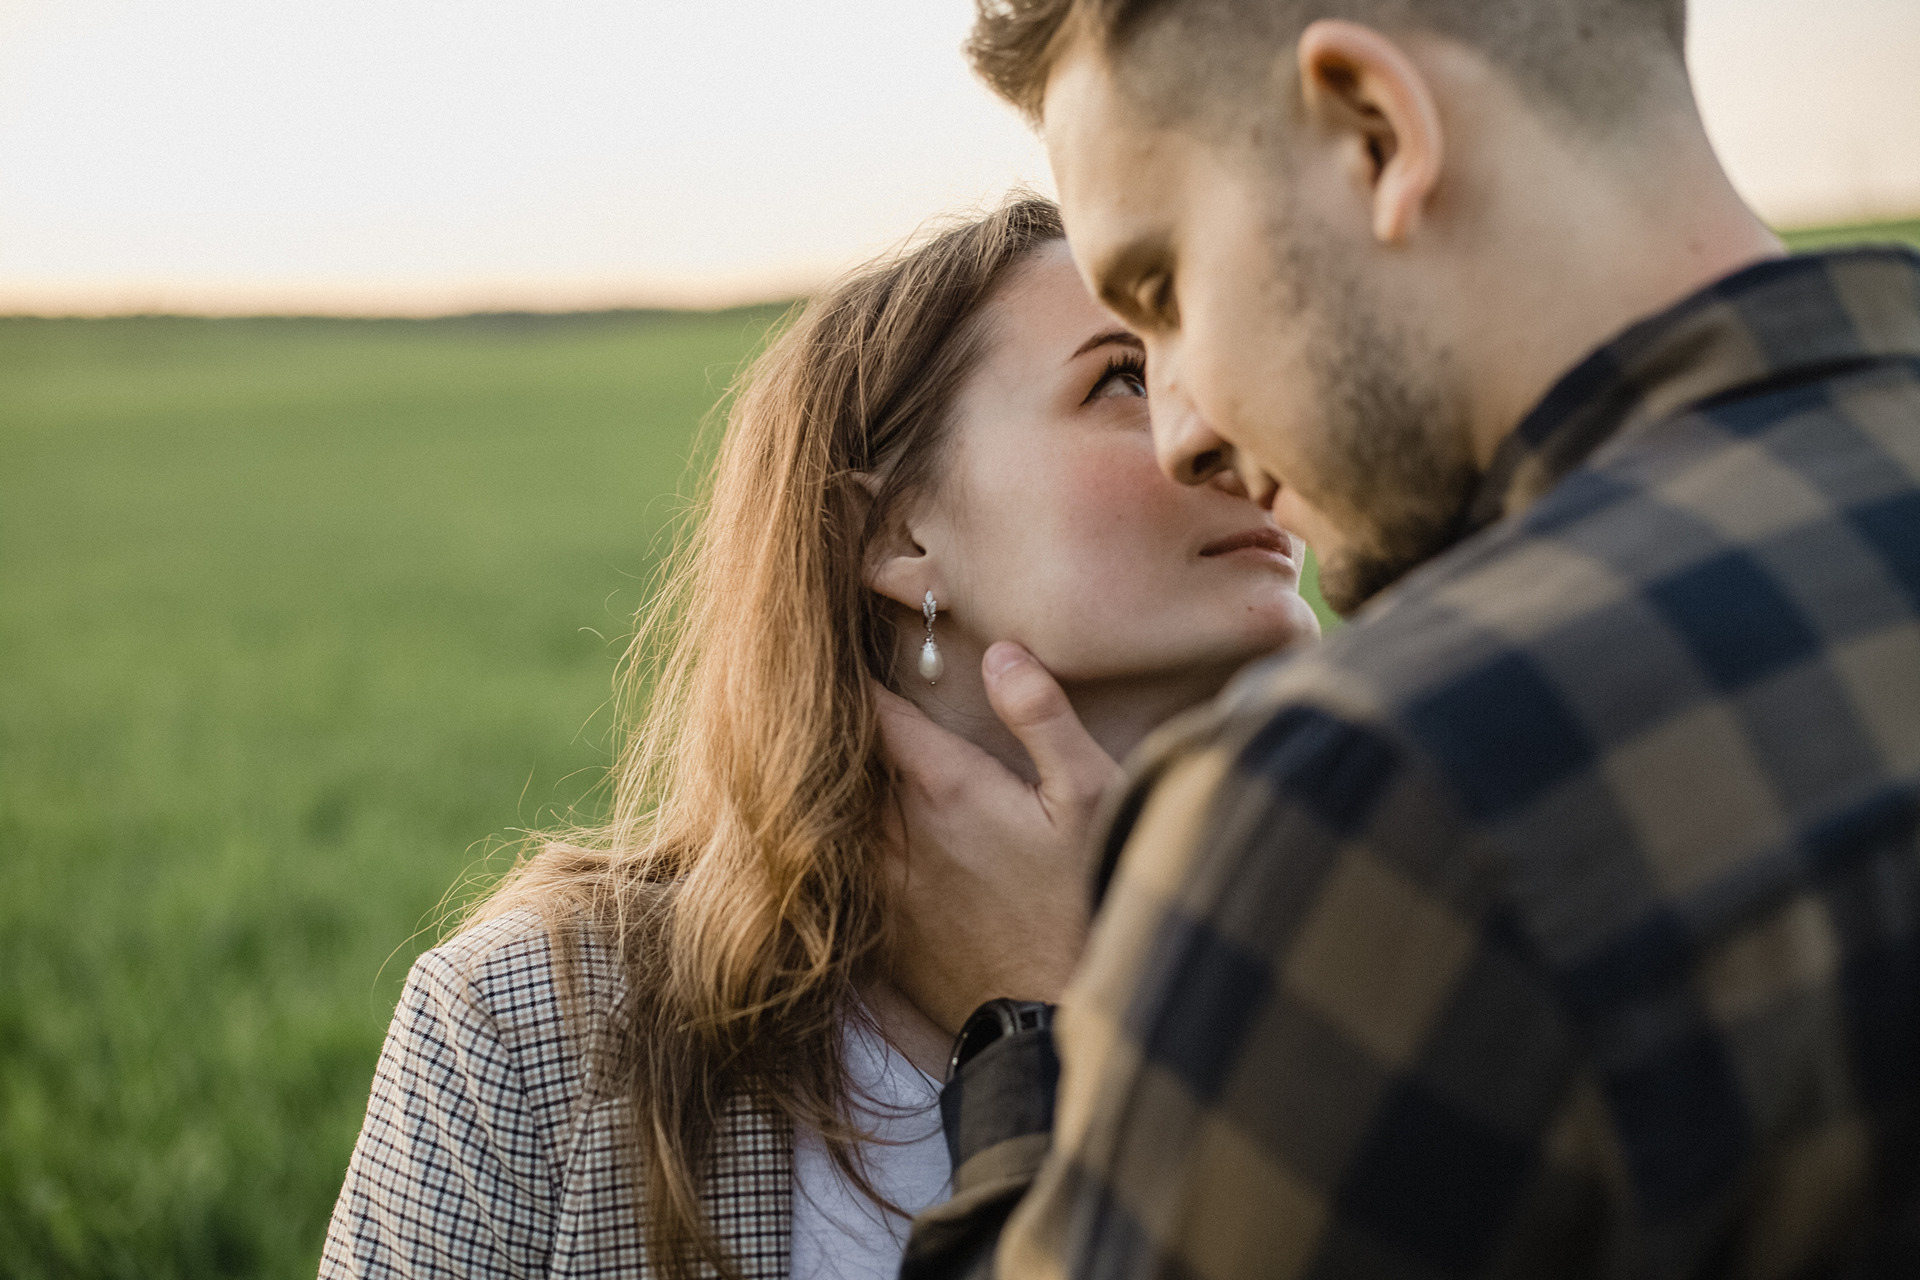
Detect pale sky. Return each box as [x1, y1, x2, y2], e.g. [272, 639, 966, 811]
[1, 0, 1915, 315]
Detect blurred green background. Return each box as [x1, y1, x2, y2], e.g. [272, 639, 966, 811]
[2, 217, 1916, 1277]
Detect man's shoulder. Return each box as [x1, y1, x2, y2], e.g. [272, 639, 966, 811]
[1203, 365, 1920, 843]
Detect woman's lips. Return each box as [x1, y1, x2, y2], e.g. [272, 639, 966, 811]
[1199, 527, 1293, 563]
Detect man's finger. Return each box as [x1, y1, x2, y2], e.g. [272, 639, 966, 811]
[870, 680, 1005, 805]
[982, 642, 1121, 811]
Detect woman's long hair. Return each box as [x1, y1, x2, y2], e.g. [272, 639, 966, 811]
[469, 194, 1065, 1280]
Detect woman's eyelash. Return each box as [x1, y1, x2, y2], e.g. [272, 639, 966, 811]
[1085, 352, 1147, 402]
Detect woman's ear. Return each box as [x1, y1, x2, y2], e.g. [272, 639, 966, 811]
[857, 473, 940, 610]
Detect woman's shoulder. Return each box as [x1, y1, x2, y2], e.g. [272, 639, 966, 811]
[425, 904, 616, 989]
[400, 908, 627, 1088]
[326, 920, 642, 1272]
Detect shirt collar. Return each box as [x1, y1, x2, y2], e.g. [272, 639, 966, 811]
[1464, 246, 1920, 535]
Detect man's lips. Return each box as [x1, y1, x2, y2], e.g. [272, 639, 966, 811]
[1200, 527, 1293, 562]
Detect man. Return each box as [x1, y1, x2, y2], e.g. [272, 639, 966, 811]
[881, 1, 1920, 1276]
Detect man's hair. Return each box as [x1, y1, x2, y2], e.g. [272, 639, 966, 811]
[967, 0, 1689, 134]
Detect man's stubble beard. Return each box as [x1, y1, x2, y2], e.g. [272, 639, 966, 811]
[1275, 221, 1481, 617]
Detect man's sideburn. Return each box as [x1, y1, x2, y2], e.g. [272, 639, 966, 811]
[1273, 215, 1480, 615]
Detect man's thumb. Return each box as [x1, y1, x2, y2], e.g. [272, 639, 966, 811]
[982, 642, 1119, 809]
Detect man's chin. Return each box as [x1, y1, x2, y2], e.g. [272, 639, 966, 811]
[1312, 476, 1481, 618]
[1318, 550, 1399, 618]
[1316, 538, 1448, 618]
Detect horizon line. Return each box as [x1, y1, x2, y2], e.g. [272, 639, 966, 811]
[2, 211, 1914, 323]
[0, 297, 805, 323]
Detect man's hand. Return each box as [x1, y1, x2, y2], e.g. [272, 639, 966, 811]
[876, 642, 1122, 1037]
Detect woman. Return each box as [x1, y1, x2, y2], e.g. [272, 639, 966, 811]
[321, 196, 1319, 1280]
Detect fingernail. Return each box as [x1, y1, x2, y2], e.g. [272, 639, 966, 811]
[983, 642, 1027, 679]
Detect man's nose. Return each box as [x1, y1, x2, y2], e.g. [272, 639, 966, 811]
[1152, 403, 1236, 487]
[1208, 464, 1250, 499]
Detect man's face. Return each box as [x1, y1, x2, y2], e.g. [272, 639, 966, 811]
[1042, 41, 1477, 615]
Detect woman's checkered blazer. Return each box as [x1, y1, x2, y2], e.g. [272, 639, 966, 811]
[320, 910, 794, 1279]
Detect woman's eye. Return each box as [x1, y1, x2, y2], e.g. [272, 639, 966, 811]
[1088, 362, 1148, 400]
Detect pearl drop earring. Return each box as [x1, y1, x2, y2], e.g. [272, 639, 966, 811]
[919, 591, 945, 685]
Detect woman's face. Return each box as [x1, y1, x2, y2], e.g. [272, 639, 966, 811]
[909, 241, 1320, 685]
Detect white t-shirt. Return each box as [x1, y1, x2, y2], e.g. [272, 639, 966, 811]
[789, 1017, 951, 1280]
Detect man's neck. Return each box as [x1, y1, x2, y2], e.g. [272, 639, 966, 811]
[1456, 105, 1787, 468]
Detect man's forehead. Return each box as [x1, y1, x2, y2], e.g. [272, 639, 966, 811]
[1041, 45, 1184, 279]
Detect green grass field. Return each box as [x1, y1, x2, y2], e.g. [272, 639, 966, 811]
[0, 308, 788, 1276]
[1779, 215, 1920, 255]
[2, 216, 1913, 1277]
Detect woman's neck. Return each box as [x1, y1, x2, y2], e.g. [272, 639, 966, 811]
[872, 626, 1249, 1069]
[892, 627, 1240, 782]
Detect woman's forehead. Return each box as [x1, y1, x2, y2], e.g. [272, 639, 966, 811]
[983, 241, 1115, 360]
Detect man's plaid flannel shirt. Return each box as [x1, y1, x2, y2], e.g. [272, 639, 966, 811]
[908, 248, 1920, 1280]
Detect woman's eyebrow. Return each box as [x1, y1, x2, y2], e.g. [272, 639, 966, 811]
[1067, 329, 1145, 363]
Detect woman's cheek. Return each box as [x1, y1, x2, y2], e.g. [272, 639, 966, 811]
[1064, 440, 1192, 542]
[969, 438, 1200, 665]
[1052, 445, 1200, 606]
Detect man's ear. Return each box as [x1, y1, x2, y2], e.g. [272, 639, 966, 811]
[1296, 19, 1444, 244]
[857, 473, 938, 610]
